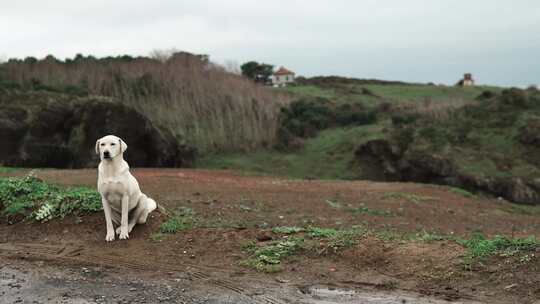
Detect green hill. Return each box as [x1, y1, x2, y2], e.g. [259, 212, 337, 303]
[199, 77, 540, 204]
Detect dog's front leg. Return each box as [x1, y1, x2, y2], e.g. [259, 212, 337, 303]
[119, 193, 130, 239]
[101, 195, 115, 242]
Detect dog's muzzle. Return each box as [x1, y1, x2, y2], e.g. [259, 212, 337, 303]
[103, 151, 111, 159]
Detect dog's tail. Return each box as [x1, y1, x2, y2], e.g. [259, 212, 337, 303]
[147, 197, 157, 213]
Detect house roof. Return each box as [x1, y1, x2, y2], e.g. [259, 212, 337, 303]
[274, 66, 294, 76]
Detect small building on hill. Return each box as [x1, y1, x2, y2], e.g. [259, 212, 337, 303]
[271, 66, 295, 87]
[457, 73, 475, 87]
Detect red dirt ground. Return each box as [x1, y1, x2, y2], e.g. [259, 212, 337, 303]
[1, 168, 539, 303]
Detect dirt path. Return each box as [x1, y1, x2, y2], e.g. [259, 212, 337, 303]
[1, 169, 539, 303]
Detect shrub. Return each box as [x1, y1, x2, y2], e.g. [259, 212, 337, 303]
[500, 88, 528, 107]
[475, 90, 496, 100]
[335, 104, 377, 126]
[391, 113, 419, 126]
[279, 98, 378, 142]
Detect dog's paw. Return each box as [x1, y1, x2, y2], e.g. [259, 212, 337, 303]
[115, 226, 122, 235]
[105, 231, 115, 242]
[119, 229, 129, 240]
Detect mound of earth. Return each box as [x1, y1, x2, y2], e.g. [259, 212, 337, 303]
[0, 90, 196, 168]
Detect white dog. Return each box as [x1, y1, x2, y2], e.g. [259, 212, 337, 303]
[95, 135, 157, 241]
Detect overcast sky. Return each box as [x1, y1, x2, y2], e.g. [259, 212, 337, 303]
[1, 0, 539, 86]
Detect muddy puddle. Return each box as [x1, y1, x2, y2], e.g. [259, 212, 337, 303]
[298, 285, 483, 304]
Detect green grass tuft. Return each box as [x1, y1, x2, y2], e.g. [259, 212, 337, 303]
[159, 207, 196, 233]
[458, 233, 539, 265]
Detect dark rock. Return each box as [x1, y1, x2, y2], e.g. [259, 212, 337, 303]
[355, 139, 540, 205]
[354, 139, 402, 181]
[0, 91, 196, 168]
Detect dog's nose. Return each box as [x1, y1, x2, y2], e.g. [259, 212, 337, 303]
[103, 151, 110, 158]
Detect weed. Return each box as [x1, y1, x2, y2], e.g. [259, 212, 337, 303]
[272, 226, 304, 234]
[458, 233, 539, 266]
[308, 226, 366, 254]
[149, 233, 167, 242]
[307, 227, 339, 238]
[376, 229, 402, 241]
[242, 237, 304, 273]
[412, 230, 450, 243]
[0, 176, 101, 222]
[159, 207, 196, 233]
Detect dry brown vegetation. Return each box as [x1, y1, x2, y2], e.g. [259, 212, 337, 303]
[1, 52, 290, 153]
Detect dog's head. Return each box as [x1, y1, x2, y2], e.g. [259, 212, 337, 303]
[95, 135, 128, 161]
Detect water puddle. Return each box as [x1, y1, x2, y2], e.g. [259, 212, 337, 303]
[299, 285, 483, 304]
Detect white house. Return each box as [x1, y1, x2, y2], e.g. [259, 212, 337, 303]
[271, 66, 295, 87]
[457, 73, 475, 87]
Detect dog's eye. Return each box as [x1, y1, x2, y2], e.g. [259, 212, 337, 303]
[100, 143, 105, 146]
[110, 143, 116, 146]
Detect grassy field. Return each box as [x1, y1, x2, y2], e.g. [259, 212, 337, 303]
[284, 83, 501, 106]
[199, 82, 503, 179]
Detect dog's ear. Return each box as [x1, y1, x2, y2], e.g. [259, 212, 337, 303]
[119, 139, 128, 153]
[95, 139, 100, 155]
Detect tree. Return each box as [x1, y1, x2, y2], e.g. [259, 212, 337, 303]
[241, 61, 274, 83]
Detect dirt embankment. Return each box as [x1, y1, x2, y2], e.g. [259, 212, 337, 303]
[1, 169, 539, 303]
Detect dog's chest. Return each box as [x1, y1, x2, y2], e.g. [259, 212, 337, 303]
[99, 179, 127, 204]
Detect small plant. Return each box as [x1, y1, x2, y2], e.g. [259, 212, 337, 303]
[159, 207, 196, 233]
[272, 226, 304, 234]
[413, 230, 449, 243]
[149, 232, 167, 242]
[242, 238, 304, 273]
[307, 227, 339, 238]
[308, 226, 366, 254]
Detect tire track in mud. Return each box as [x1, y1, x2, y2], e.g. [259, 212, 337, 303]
[0, 242, 286, 304]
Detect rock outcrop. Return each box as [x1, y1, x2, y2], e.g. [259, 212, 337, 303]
[355, 139, 540, 205]
[0, 91, 196, 168]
